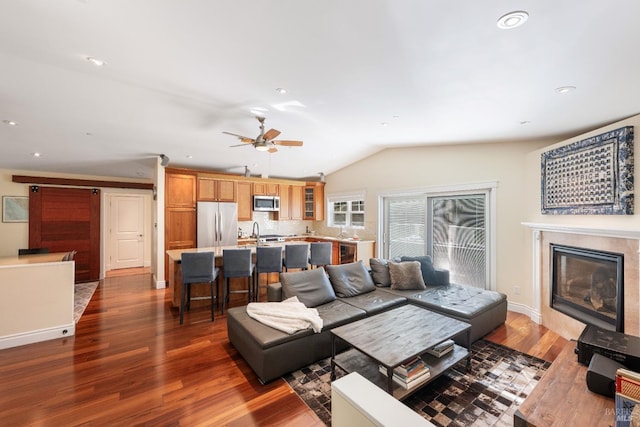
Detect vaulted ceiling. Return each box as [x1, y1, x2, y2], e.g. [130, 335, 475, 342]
[1, 1, 639, 180]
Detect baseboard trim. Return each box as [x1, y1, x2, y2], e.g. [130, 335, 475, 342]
[0, 323, 75, 350]
[154, 276, 166, 289]
[508, 301, 542, 324]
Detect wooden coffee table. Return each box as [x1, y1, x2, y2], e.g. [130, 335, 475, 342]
[330, 304, 471, 400]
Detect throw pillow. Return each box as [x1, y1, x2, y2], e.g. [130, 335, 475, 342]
[400, 255, 439, 286]
[280, 267, 336, 308]
[326, 261, 376, 297]
[388, 261, 427, 290]
[369, 258, 392, 287]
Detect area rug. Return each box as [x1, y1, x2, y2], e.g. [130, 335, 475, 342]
[74, 281, 98, 323]
[284, 340, 551, 426]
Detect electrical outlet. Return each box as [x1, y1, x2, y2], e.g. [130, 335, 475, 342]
[514, 286, 521, 295]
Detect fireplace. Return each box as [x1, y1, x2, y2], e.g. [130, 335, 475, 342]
[550, 244, 624, 332]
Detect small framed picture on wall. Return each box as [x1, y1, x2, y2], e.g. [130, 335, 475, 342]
[2, 196, 29, 222]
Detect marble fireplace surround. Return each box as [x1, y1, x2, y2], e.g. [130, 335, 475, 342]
[524, 223, 640, 340]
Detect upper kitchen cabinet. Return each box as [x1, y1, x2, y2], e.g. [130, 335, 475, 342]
[166, 172, 196, 208]
[290, 185, 304, 220]
[304, 183, 325, 221]
[253, 182, 279, 196]
[237, 181, 253, 221]
[275, 184, 291, 220]
[275, 183, 304, 221]
[197, 177, 237, 202]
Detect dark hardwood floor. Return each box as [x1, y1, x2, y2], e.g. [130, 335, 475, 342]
[0, 273, 567, 426]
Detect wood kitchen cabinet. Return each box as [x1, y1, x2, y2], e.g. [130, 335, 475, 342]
[274, 183, 304, 221]
[304, 183, 324, 221]
[166, 172, 196, 208]
[237, 181, 253, 221]
[165, 171, 197, 282]
[197, 177, 237, 202]
[276, 184, 291, 220]
[252, 182, 279, 196]
[290, 185, 304, 220]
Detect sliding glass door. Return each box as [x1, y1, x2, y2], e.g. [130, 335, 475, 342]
[383, 190, 489, 289]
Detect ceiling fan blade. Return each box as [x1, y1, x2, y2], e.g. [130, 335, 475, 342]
[268, 146, 278, 153]
[273, 140, 303, 147]
[239, 138, 255, 144]
[229, 143, 250, 148]
[222, 131, 254, 140]
[263, 128, 281, 141]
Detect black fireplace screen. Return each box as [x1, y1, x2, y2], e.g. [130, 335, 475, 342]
[550, 244, 624, 332]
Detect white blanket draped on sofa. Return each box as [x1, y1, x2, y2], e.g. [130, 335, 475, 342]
[246, 296, 323, 334]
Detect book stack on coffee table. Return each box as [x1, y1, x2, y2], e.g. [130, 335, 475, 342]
[380, 356, 430, 390]
[426, 339, 455, 358]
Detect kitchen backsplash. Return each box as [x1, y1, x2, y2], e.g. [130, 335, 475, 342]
[238, 211, 376, 241]
[238, 212, 313, 237]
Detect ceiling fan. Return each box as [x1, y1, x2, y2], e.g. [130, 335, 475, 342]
[223, 116, 303, 153]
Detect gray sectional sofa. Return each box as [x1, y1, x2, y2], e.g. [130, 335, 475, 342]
[226, 257, 507, 383]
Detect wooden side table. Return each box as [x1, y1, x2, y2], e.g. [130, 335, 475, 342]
[514, 340, 615, 426]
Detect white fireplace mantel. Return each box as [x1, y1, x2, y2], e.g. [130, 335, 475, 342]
[522, 222, 640, 339]
[522, 222, 640, 240]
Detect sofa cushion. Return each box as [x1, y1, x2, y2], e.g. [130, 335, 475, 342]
[280, 267, 336, 308]
[369, 258, 392, 287]
[400, 255, 440, 286]
[315, 299, 367, 329]
[388, 261, 426, 290]
[338, 289, 407, 315]
[226, 306, 314, 350]
[326, 261, 376, 297]
[403, 284, 506, 318]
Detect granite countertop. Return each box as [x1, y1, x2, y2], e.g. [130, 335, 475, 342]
[237, 235, 374, 243]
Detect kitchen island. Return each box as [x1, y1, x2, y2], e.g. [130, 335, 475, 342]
[166, 236, 375, 309]
[166, 242, 308, 308]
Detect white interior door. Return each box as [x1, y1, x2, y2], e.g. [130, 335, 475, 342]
[109, 195, 144, 270]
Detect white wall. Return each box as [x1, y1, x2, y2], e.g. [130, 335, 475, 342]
[0, 169, 31, 257]
[323, 139, 553, 304]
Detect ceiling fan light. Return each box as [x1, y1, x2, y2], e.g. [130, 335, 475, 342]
[254, 143, 270, 152]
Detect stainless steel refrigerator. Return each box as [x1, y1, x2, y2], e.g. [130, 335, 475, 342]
[197, 201, 238, 248]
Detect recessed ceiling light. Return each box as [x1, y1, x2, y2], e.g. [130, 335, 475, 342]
[186, 154, 193, 159]
[555, 86, 576, 94]
[380, 122, 389, 127]
[3, 119, 17, 126]
[86, 56, 106, 67]
[32, 152, 41, 157]
[275, 87, 288, 94]
[497, 11, 529, 29]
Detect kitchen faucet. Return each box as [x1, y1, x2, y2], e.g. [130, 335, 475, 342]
[252, 222, 260, 245]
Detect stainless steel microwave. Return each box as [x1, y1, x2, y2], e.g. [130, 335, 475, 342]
[253, 195, 280, 212]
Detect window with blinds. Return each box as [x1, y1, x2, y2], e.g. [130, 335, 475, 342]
[383, 192, 489, 289]
[385, 196, 427, 257]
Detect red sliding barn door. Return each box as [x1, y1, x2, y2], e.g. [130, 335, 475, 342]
[29, 186, 101, 282]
